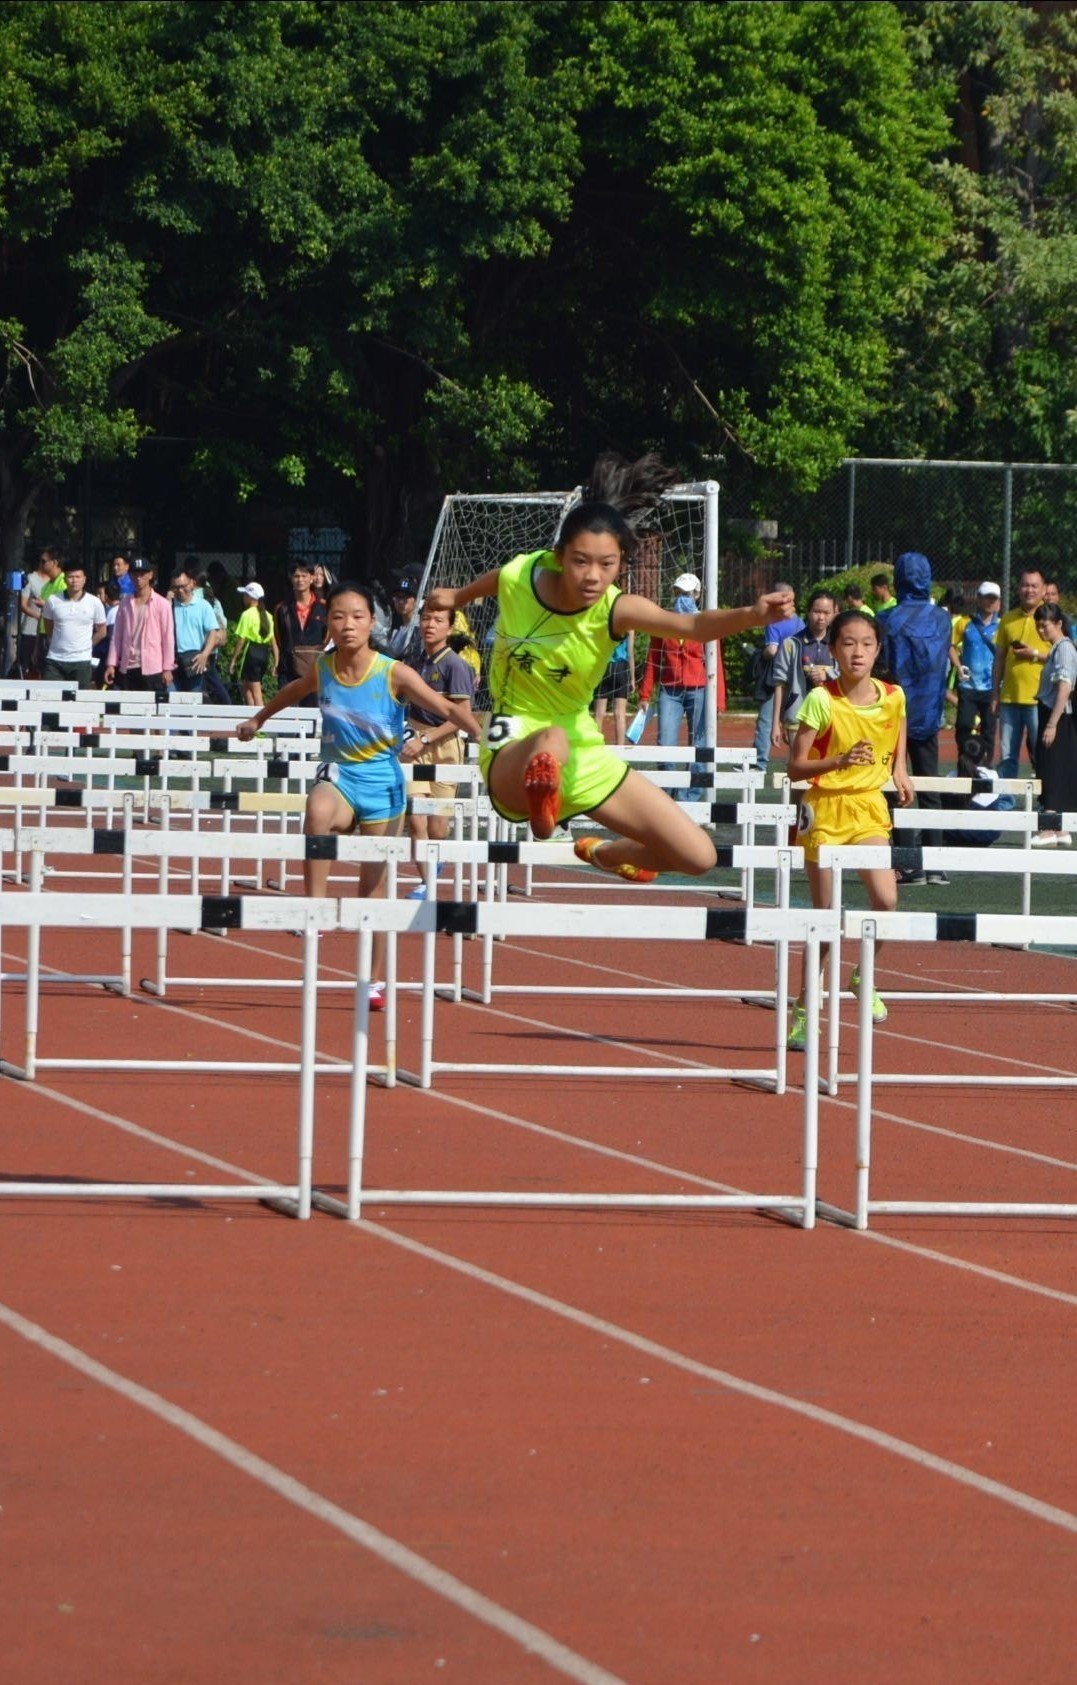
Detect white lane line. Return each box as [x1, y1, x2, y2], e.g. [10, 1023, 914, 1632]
[852, 1231, 1077, 1307]
[358, 1220, 1077, 1536]
[9, 1075, 1077, 1529]
[11, 947, 1077, 1299]
[0, 1301, 629, 1685]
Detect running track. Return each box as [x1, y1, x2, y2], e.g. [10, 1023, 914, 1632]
[2, 862, 1076, 1684]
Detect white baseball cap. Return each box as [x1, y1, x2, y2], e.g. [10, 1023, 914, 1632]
[673, 572, 701, 593]
[977, 581, 1001, 597]
[240, 582, 265, 600]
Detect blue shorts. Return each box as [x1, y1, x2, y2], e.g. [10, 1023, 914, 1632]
[314, 759, 405, 826]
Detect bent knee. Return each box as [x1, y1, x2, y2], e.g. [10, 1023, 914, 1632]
[677, 833, 719, 876]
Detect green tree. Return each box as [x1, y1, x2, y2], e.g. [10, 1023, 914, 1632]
[0, 1, 579, 573]
[870, 0, 1077, 462]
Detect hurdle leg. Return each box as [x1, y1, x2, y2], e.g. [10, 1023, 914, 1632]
[773, 850, 791, 1095]
[295, 925, 320, 1220]
[346, 927, 375, 1220]
[854, 921, 877, 1229]
[799, 931, 820, 1229]
[383, 856, 398, 1086]
[118, 794, 134, 995]
[418, 854, 439, 1088]
[826, 864, 843, 1095]
[23, 848, 44, 1080]
[144, 795, 172, 996]
[451, 802, 464, 1002]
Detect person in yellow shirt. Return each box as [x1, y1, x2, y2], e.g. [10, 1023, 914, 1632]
[784, 608, 914, 1049]
[991, 567, 1049, 799]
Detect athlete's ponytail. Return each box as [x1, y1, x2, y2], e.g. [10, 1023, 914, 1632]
[557, 452, 679, 559]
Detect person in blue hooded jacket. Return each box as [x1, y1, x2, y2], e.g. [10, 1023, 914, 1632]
[876, 551, 953, 885]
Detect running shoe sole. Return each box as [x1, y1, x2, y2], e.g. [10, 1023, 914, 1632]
[523, 751, 561, 839]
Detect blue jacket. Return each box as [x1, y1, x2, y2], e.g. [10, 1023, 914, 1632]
[876, 552, 952, 738]
[959, 613, 999, 692]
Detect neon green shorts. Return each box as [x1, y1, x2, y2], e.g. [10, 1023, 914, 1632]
[479, 710, 628, 823]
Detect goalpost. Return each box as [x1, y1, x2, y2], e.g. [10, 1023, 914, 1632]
[415, 482, 721, 741]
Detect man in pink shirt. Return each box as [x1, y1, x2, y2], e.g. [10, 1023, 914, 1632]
[104, 557, 175, 691]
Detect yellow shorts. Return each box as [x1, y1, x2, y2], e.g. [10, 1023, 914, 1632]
[796, 789, 892, 866]
[479, 711, 628, 823]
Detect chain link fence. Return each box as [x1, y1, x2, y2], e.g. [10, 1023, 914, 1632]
[722, 458, 1077, 610]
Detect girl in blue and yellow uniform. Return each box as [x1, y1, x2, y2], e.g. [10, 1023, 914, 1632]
[785, 609, 915, 1049]
[238, 582, 480, 1007]
[425, 453, 794, 882]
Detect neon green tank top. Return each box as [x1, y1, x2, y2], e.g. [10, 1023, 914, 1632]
[489, 551, 620, 718]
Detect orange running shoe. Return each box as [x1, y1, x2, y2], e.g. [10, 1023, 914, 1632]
[523, 751, 562, 839]
[573, 835, 658, 884]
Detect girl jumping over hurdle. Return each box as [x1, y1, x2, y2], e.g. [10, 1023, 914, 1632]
[424, 452, 794, 881]
[784, 609, 914, 1051]
[237, 581, 480, 1009]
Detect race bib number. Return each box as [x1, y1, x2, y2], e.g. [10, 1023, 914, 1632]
[796, 800, 815, 838]
[483, 713, 522, 749]
[315, 762, 340, 786]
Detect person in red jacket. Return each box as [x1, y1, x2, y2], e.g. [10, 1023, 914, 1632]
[637, 572, 725, 799]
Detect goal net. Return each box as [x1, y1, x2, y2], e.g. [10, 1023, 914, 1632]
[416, 484, 720, 728]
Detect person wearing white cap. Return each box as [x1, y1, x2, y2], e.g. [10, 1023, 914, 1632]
[230, 580, 279, 707]
[952, 581, 1000, 756]
[637, 571, 711, 799]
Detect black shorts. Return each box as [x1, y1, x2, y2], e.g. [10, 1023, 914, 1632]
[242, 645, 271, 682]
[596, 659, 631, 702]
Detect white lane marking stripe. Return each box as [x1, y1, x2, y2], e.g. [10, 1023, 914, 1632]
[11, 948, 1077, 1302]
[10, 1088, 1077, 1532]
[359, 1221, 1077, 1535]
[852, 1230, 1077, 1307]
[0, 1300, 629, 1685]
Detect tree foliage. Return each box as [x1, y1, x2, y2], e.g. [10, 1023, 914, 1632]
[871, 0, 1077, 462]
[0, 0, 1070, 578]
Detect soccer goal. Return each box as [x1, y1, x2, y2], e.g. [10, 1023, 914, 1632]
[416, 482, 721, 735]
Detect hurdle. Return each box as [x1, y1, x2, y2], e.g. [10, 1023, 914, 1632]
[817, 907, 1077, 1231]
[395, 861, 811, 1099]
[0, 892, 360, 1219]
[317, 894, 835, 1226]
[0, 824, 410, 1084]
[412, 832, 802, 1012]
[810, 836, 1077, 1095]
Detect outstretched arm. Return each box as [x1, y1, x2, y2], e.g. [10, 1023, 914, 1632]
[393, 664, 481, 739]
[613, 588, 796, 644]
[425, 570, 501, 615]
[236, 669, 318, 738]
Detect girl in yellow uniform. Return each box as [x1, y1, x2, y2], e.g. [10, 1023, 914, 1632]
[425, 452, 795, 881]
[785, 610, 914, 1049]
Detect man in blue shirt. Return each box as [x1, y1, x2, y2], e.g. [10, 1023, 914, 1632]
[952, 581, 1000, 758]
[752, 581, 804, 772]
[877, 551, 954, 884]
[170, 566, 223, 691]
[111, 553, 137, 597]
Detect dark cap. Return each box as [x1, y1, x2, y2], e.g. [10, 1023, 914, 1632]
[129, 557, 153, 574]
[393, 575, 420, 596]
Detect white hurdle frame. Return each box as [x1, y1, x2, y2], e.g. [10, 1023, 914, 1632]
[819, 908, 1077, 1230]
[0, 892, 355, 1219]
[412, 836, 801, 1046]
[397, 860, 807, 1093]
[815, 839, 1077, 1095]
[328, 896, 835, 1229]
[0, 825, 411, 1086]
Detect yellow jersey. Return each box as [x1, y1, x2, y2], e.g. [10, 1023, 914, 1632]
[797, 677, 905, 792]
